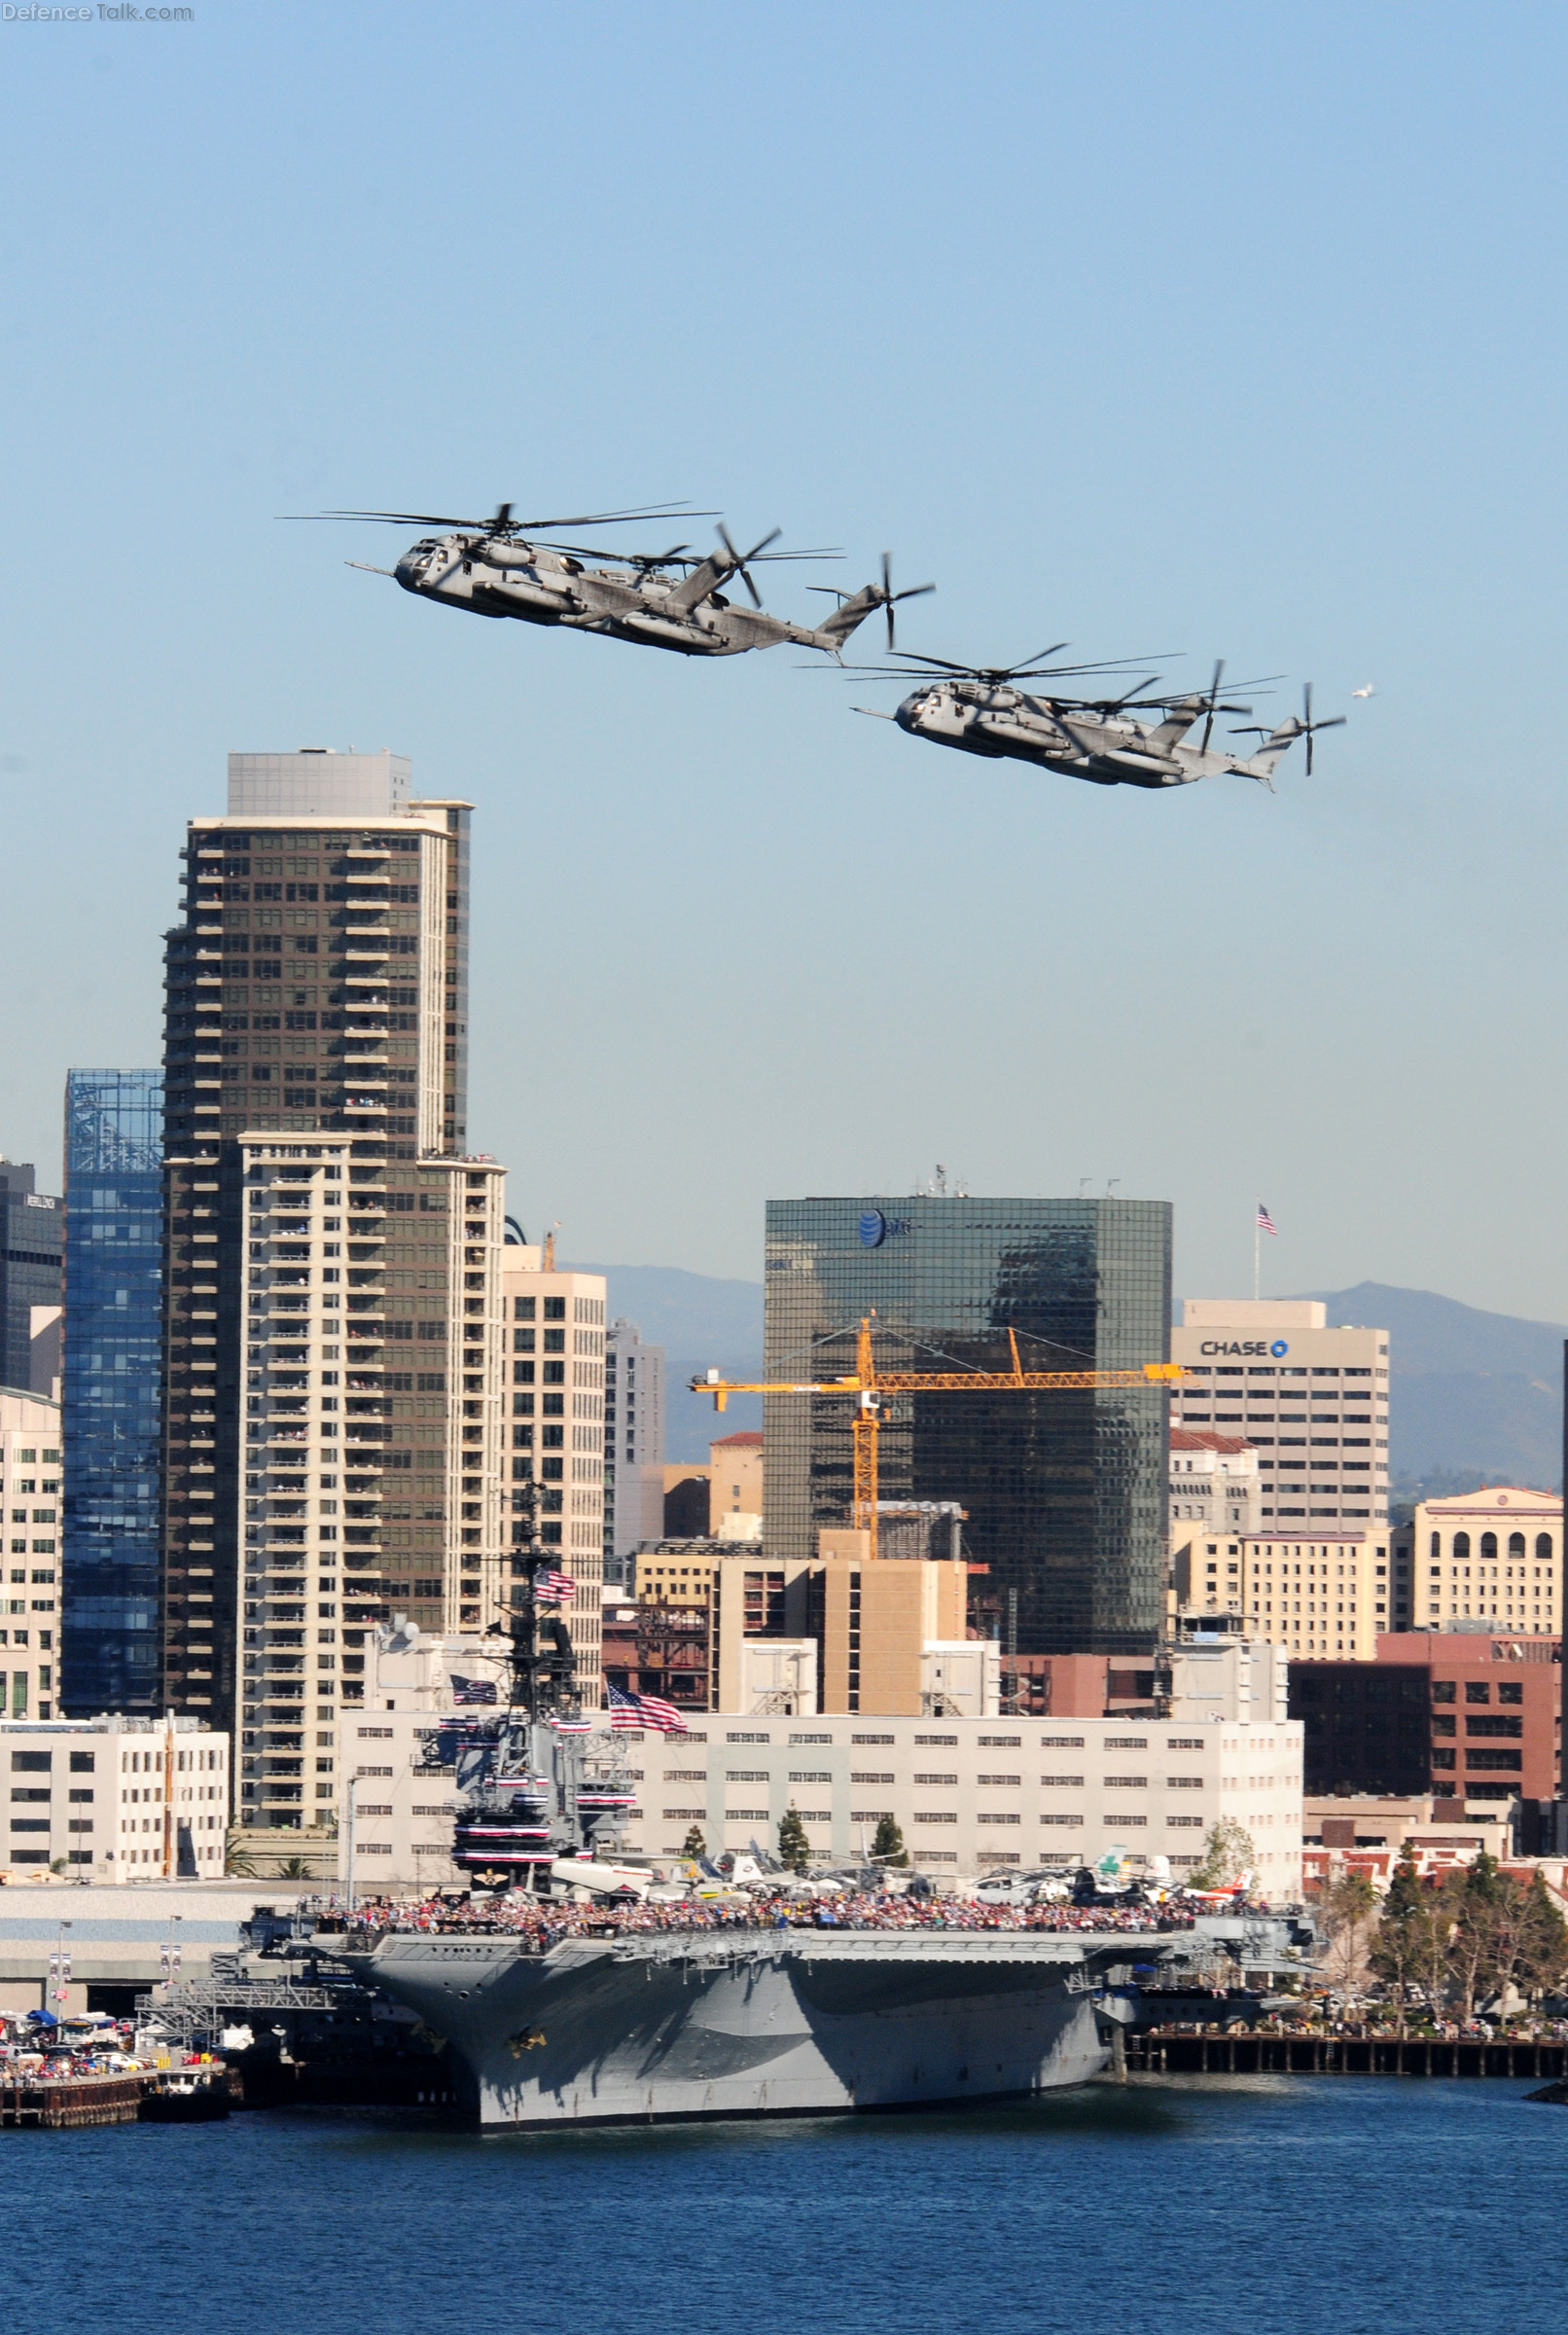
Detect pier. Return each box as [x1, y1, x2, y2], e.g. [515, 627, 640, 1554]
[0, 2068, 229, 2128]
[1125, 2030, 1568, 2079]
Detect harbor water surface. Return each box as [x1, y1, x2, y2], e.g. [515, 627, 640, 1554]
[11, 2077, 1565, 2335]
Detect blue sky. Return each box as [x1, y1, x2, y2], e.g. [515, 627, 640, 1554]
[3, 1, 1566, 1313]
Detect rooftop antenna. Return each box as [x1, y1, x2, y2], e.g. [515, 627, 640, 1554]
[543, 1219, 560, 1273]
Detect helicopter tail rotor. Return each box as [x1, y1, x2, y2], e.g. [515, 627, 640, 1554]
[1229, 682, 1346, 778]
[1300, 680, 1346, 774]
[876, 552, 937, 651]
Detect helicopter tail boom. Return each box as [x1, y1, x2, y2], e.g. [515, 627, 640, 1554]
[810, 578, 885, 652]
[1235, 716, 1305, 782]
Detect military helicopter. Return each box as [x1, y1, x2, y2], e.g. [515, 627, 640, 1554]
[286, 499, 932, 660]
[846, 649, 1345, 790]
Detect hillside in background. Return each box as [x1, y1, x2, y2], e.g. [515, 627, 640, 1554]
[1305, 1283, 1563, 1496]
[572, 1264, 1567, 1486]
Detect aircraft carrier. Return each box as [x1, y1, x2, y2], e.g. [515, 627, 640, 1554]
[349, 1564, 1307, 2129]
[351, 1914, 1304, 2130]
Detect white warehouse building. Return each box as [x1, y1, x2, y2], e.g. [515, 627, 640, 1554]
[0, 1713, 230, 1882]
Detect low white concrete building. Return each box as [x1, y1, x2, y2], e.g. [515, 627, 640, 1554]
[619, 1706, 1303, 1902]
[0, 1714, 230, 1882]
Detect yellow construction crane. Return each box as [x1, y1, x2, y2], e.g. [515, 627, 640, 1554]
[693, 1318, 1185, 1558]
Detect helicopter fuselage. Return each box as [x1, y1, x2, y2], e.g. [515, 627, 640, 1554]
[393, 532, 850, 658]
[893, 682, 1270, 789]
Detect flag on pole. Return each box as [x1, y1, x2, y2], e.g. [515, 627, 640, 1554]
[450, 1674, 498, 1706]
[535, 1568, 577, 1602]
[1257, 1201, 1278, 1237]
[606, 1683, 689, 1735]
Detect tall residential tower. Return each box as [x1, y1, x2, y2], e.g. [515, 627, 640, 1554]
[603, 1316, 664, 1581]
[159, 752, 509, 1843]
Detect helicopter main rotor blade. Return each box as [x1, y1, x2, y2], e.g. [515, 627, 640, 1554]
[280, 501, 713, 531]
[716, 522, 784, 606]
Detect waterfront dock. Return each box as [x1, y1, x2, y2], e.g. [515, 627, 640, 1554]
[1126, 2029, 1568, 2079]
[0, 2067, 229, 2129]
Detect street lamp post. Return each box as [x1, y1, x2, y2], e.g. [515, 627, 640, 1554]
[160, 1912, 183, 1993]
[343, 1773, 359, 1916]
[48, 1919, 72, 2040]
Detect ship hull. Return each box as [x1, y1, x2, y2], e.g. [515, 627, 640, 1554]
[360, 1932, 1144, 2130]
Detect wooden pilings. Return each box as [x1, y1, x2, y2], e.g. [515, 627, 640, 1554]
[1124, 2032, 1568, 2079]
[0, 2069, 229, 2128]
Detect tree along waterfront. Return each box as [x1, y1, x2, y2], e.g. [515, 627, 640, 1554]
[1314, 1845, 1568, 2031]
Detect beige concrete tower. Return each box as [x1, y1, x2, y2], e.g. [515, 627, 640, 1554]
[158, 752, 508, 1848]
[498, 1248, 606, 1706]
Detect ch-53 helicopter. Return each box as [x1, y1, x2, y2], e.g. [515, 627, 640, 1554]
[845, 649, 1345, 790]
[287, 499, 933, 660]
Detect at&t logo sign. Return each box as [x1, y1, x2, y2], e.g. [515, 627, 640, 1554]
[858, 1209, 911, 1247]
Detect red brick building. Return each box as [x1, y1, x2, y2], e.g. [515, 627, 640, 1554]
[1291, 1630, 1561, 1807]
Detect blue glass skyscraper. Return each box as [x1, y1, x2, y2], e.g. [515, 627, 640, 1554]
[61, 1070, 163, 1714]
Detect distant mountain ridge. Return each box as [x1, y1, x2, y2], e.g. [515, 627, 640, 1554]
[569, 1263, 1565, 1486]
[1302, 1282, 1564, 1495]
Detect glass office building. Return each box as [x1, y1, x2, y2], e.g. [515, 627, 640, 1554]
[61, 1069, 164, 1713]
[764, 1196, 1172, 1656]
[0, 1161, 63, 1392]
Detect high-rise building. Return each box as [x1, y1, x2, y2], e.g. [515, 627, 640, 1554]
[60, 1069, 164, 1715]
[499, 1247, 606, 1702]
[603, 1316, 664, 1578]
[0, 1386, 62, 1719]
[1169, 1300, 1390, 1526]
[0, 1162, 63, 1394]
[157, 751, 509, 1843]
[764, 1196, 1172, 1656]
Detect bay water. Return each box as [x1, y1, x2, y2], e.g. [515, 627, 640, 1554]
[10, 2078, 1564, 2335]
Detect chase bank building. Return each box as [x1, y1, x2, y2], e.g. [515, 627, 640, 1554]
[1169, 1300, 1389, 1527]
[763, 1196, 1172, 1657]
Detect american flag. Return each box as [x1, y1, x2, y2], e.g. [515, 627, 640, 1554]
[535, 1568, 576, 1602]
[449, 1674, 497, 1706]
[1257, 1201, 1278, 1237]
[606, 1683, 689, 1735]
